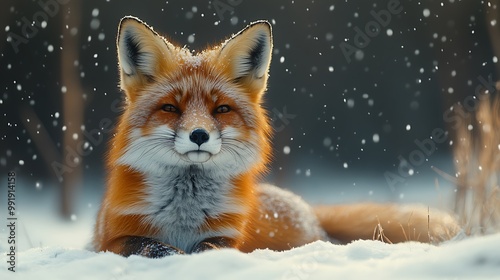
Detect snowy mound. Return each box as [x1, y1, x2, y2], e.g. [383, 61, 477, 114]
[2, 234, 500, 279]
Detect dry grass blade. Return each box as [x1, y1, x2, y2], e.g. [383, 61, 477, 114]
[427, 206, 431, 243]
[372, 217, 393, 244]
[451, 91, 500, 235]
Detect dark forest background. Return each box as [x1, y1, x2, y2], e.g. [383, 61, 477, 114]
[1, 0, 499, 218]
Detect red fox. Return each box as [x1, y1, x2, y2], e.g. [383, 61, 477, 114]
[92, 16, 460, 257]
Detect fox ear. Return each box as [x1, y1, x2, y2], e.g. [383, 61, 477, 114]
[117, 16, 175, 99]
[218, 21, 273, 94]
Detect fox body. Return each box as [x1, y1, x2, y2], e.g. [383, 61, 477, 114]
[93, 16, 459, 257]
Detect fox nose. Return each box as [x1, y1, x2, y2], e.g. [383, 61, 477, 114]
[189, 129, 210, 146]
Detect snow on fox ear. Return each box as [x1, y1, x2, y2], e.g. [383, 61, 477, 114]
[218, 21, 273, 94]
[117, 16, 176, 100]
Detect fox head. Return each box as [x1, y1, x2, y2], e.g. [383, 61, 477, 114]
[112, 16, 273, 176]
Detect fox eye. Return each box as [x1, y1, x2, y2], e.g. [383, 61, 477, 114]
[161, 104, 179, 113]
[215, 105, 231, 114]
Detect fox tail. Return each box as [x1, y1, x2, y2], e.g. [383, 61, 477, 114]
[314, 203, 460, 244]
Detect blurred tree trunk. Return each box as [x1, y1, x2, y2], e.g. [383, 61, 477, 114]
[486, 0, 500, 76]
[60, 1, 85, 219]
[451, 3, 500, 233]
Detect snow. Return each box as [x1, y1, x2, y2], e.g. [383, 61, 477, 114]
[1, 234, 500, 279]
[3, 1, 500, 277]
[0, 177, 499, 279]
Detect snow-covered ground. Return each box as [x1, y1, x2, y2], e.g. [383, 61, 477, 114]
[2, 233, 500, 279]
[1, 174, 499, 279]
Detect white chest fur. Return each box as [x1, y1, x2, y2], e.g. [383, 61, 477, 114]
[141, 166, 244, 252]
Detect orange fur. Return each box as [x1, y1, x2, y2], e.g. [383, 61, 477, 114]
[314, 204, 460, 244]
[93, 16, 460, 257]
